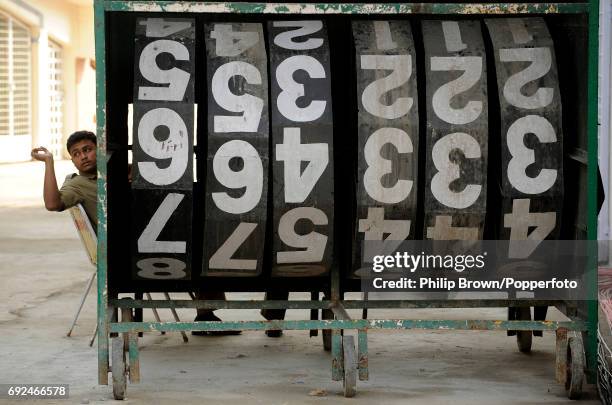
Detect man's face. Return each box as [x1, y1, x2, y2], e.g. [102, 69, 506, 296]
[69, 140, 97, 175]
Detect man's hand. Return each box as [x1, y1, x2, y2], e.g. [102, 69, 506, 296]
[32, 147, 63, 211]
[31, 147, 54, 163]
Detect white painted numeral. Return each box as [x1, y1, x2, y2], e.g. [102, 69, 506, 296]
[137, 108, 189, 186]
[211, 24, 259, 57]
[504, 199, 556, 258]
[363, 127, 413, 204]
[212, 61, 263, 133]
[506, 115, 557, 194]
[373, 21, 397, 51]
[273, 21, 323, 50]
[426, 215, 479, 240]
[140, 18, 191, 38]
[431, 56, 483, 125]
[431, 132, 482, 209]
[137, 258, 186, 279]
[360, 55, 413, 120]
[276, 55, 327, 122]
[209, 223, 258, 270]
[277, 207, 328, 264]
[138, 193, 186, 253]
[212, 140, 263, 214]
[138, 40, 190, 101]
[359, 207, 411, 241]
[507, 19, 533, 45]
[500, 47, 553, 110]
[359, 207, 410, 260]
[276, 128, 328, 203]
[441, 21, 467, 53]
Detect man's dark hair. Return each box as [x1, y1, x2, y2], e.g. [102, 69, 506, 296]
[66, 131, 96, 153]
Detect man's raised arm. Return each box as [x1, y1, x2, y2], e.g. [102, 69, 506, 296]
[31, 147, 64, 211]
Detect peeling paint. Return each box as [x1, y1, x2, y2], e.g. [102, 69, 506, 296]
[107, 2, 588, 15]
[98, 0, 594, 386]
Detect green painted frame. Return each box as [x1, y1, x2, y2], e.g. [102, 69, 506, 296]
[94, 0, 600, 387]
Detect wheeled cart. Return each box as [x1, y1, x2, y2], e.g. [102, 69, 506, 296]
[94, 0, 599, 399]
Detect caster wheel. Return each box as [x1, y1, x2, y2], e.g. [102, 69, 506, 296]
[112, 336, 127, 400]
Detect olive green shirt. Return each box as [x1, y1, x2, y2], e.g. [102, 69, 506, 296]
[60, 172, 97, 228]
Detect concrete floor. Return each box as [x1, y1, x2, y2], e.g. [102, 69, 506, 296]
[0, 160, 601, 404]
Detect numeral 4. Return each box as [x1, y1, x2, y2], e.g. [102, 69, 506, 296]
[276, 128, 328, 203]
[359, 207, 410, 261]
[211, 24, 259, 57]
[504, 199, 556, 258]
[139, 18, 192, 38]
[426, 215, 479, 240]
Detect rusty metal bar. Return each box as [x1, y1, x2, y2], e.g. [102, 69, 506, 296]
[103, 1, 590, 14]
[109, 319, 588, 333]
[109, 298, 559, 309]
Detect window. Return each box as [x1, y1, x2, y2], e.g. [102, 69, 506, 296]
[48, 39, 63, 158]
[0, 11, 31, 138]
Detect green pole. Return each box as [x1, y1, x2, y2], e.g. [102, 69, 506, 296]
[94, 0, 109, 386]
[586, 0, 600, 384]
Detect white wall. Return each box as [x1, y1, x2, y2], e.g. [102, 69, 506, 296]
[0, 0, 94, 161]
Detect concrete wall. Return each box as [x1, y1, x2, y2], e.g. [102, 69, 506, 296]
[0, 0, 95, 161]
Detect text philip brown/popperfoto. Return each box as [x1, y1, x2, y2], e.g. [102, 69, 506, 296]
[369, 252, 579, 292]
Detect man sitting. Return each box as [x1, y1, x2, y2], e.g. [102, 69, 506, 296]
[31, 131, 98, 228]
[32, 131, 239, 335]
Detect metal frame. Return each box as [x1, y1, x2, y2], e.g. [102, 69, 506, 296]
[94, 0, 600, 392]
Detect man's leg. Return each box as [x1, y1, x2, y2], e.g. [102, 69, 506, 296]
[196, 291, 225, 318]
[193, 291, 240, 335]
[261, 291, 288, 337]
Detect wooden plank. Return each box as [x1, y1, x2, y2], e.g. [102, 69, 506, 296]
[422, 20, 488, 240]
[268, 20, 334, 277]
[202, 22, 269, 277]
[351, 20, 419, 277]
[131, 17, 195, 281]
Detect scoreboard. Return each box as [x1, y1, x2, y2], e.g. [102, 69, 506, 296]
[102, 14, 587, 292]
